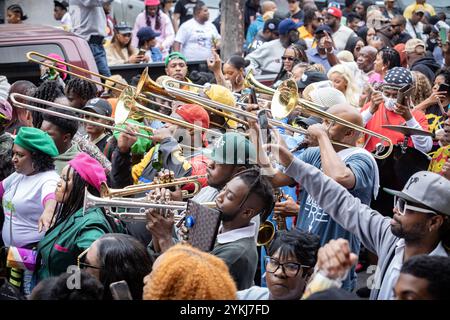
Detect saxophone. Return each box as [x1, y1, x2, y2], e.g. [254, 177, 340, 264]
[273, 188, 287, 231]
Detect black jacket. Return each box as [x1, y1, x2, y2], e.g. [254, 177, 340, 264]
[410, 56, 441, 83]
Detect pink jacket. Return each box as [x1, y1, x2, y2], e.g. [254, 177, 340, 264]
[131, 10, 175, 57]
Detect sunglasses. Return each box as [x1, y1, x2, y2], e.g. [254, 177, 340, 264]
[77, 247, 102, 270]
[281, 56, 296, 61]
[394, 196, 437, 216]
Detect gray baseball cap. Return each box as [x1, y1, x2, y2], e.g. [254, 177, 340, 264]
[384, 171, 450, 216]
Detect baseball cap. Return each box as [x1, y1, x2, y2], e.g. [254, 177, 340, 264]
[203, 132, 257, 165]
[278, 19, 302, 36]
[83, 98, 113, 117]
[404, 38, 426, 54]
[327, 7, 342, 19]
[263, 18, 280, 33]
[165, 51, 187, 66]
[384, 171, 450, 216]
[314, 24, 333, 35]
[413, 5, 426, 14]
[115, 22, 133, 34]
[54, 0, 69, 9]
[297, 71, 328, 90]
[136, 26, 161, 41]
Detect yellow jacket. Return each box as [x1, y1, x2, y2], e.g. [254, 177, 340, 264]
[403, 3, 435, 20]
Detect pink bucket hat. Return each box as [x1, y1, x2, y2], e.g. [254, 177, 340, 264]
[68, 152, 106, 192]
[47, 53, 68, 80]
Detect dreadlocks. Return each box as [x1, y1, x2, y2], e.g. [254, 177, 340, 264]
[65, 78, 97, 104]
[232, 167, 275, 221]
[32, 80, 65, 128]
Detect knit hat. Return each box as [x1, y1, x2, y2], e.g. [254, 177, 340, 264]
[165, 52, 187, 67]
[68, 152, 107, 192]
[203, 132, 257, 165]
[309, 87, 347, 110]
[0, 76, 10, 101]
[113, 119, 152, 155]
[14, 127, 59, 157]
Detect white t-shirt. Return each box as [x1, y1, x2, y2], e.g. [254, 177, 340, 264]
[332, 25, 356, 51]
[174, 18, 220, 61]
[1, 171, 59, 247]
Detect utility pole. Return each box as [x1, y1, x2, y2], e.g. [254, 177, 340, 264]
[220, 0, 245, 61]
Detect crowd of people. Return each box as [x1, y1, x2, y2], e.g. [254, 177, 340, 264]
[1, 0, 450, 301]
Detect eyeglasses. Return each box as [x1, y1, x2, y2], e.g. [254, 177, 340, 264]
[77, 248, 101, 270]
[394, 196, 437, 216]
[281, 56, 296, 61]
[265, 256, 310, 278]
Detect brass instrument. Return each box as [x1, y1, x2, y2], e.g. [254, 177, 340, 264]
[231, 75, 394, 159]
[257, 221, 276, 253]
[100, 175, 206, 198]
[27, 51, 174, 108]
[10, 90, 223, 147]
[243, 69, 277, 96]
[83, 190, 215, 222]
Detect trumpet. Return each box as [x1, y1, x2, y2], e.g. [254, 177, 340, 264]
[83, 190, 216, 222]
[100, 175, 206, 198]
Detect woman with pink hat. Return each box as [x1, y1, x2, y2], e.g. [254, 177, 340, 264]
[35, 152, 123, 281]
[131, 0, 175, 58]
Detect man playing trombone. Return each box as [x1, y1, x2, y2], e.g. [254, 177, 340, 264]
[250, 103, 380, 291]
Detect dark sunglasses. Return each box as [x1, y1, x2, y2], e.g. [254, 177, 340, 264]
[281, 56, 296, 61]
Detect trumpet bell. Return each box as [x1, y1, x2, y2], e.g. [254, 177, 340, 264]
[135, 67, 167, 97]
[115, 86, 148, 124]
[271, 79, 298, 120]
[244, 69, 276, 96]
[257, 221, 276, 248]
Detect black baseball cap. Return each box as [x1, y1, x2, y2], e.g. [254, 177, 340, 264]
[297, 71, 328, 90]
[263, 18, 281, 33]
[314, 24, 333, 35]
[83, 98, 112, 117]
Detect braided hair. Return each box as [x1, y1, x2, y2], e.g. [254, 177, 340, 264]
[65, 78, 97, 105]
[273, 44, 308, 85]
[49, 166, 118, 232]
[32, 80, 65, 128]
[232, 167, 275, 222]
[146, 6, 161, 30]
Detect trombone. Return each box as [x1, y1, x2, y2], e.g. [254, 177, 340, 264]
[173, 76, 394, 159]
[83, 190, 215, 222]
[100, 175, 206, 198]
[27, 51, 173, 108]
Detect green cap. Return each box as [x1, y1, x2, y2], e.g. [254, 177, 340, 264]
[14, 127, 59, 157]
[203, 132, 257, 165]
[164, 51, 187, 66]
[113, 119, 152, 155]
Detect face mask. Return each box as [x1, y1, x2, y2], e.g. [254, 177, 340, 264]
[382, 93, 397, 111]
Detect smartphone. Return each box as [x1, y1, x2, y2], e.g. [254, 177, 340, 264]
[138, 49, 146, 56]
[110, 281, 133, 300]
[249, 88, 258, 105]
[438, 83, 450, 94]
[440, 27, 447, 45]
[396, 83, 413, 105]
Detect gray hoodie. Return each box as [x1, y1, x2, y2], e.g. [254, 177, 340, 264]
[69, 0, 108, 40]
[284, 157, 448, 300]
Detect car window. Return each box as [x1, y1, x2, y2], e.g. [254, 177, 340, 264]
[0, 44, 65, 64]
